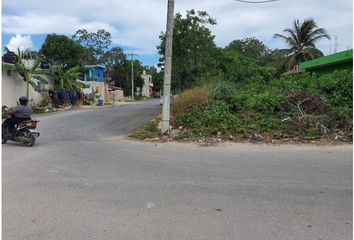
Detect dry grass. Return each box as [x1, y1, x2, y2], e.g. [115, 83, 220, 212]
[171, 87, 211, 123]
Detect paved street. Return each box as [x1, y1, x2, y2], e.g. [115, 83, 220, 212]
[2, 99, 352, 240]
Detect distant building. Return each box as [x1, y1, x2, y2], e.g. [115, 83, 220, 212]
[1, 63, 55, 107]
[83, 65, 106, 102]
[299, 49, 353, 75]
[84, 65, 105, 82]
[140, 70, 153, 97]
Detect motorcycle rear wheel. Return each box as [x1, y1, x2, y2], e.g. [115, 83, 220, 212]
[24, 131, 36, 147]
[24, 134, 35, 147]
[2, 133, 7, 144]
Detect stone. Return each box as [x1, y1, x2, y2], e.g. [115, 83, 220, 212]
[170, 129, 180, 138]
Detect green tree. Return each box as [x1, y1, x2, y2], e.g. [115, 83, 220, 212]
[101, 47, 127, 69]
[39, 34, 85, 69]
[158, 9, 218, 92]
[106, 60, 144, 96]
[225, 37, 271, 64]
[14, 49, 48, 100]
[274, 18, 330, 70]
[218, 50, 261, 83]
[72, 29, 112, 64]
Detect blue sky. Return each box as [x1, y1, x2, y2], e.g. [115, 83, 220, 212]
[2, 0, 353, 66]
[1, 33, 160, 67]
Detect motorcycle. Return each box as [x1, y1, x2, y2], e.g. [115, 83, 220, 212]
[2, 106, 40, 147]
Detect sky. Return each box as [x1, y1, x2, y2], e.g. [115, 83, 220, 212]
[2, 0, 353, 66]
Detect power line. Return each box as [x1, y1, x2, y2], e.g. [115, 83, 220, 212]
[234, 0, 279, 3]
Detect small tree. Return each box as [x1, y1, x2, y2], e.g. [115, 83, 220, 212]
[14, 48, 48, 101]
[47, 65, 82, 91]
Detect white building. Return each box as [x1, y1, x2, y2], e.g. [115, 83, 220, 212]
[140, 70, 153, 97]
[1, 63, 55, 107]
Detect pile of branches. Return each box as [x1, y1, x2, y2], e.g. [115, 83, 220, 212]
[283, 91, 352, 141]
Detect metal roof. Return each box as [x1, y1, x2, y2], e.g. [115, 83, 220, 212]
[84, 65, 105, 69]
[299, 49, 353, 70]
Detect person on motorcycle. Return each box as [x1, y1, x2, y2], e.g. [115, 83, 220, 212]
[3, 96, 32, 137]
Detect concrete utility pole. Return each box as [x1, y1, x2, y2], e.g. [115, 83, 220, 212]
[130, 53, 135, 101]
[161, 0, 175, 133]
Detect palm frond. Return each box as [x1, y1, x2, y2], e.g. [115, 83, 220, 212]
[28, 80, 39, 92]
[302, 47, 324, 58]
[283, 28, 300, 47]
[273, 33, 288, 40]
[31, 56, 43, 72]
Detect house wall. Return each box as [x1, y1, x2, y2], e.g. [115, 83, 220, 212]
[141, 71, 153, 97]
[2, 69, 55, 107]
[83, 81, 105, 100]
[93, 67, 104, 82]
[109, 90, 124, 101]
[305, 61, 352, 75]
[84, 67, 105, 82]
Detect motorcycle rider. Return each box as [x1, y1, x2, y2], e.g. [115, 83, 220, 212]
[3, 96, 32, 137]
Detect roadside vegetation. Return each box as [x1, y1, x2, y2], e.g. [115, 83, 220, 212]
[170, 70, 352, 143]
[132, 10, 352, 144]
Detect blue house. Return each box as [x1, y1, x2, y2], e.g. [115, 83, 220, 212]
[84, 65, 105, 82]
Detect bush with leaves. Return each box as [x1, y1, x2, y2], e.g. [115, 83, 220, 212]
[318, 70, 352, 111]
[170, 69, 352, 142]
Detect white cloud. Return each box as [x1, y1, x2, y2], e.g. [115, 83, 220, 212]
[6, 34, 33, 52]
[2, 0, 353, 57]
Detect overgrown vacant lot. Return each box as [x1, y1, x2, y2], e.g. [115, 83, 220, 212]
[134, 70, 352, 144]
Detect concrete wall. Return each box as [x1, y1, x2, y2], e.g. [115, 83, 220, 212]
[109, 90, 124, 101]
[2, 69, 55, 107]
[83, 81, 105, 100]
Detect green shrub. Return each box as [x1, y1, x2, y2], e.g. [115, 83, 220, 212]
[144, 120, 159, 133]
[169, 69, 352, 142]
[130, 119, 160, 140]
[248, 92, 289, 115]
[212, 81, 237, 105]
[39, 93, 50, 107]
[318, 70, 353, 111]
[306, 127, 319, 138]
[197, 101, 235, 134]
[269, 72, 317, 93]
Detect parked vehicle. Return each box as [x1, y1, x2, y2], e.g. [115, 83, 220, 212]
[2, 107, 40, 147]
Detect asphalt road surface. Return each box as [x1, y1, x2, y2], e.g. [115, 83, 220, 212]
[3, 99, 352, 240]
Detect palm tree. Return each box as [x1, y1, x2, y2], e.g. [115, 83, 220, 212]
[274, 18, 330, 70]
[14, 48, 48, 101]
